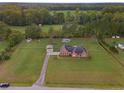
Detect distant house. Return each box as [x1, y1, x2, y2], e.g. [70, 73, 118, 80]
[118, 43, 124, 50]
[59, 45, 88, 57]
[112, 35, 120, 39]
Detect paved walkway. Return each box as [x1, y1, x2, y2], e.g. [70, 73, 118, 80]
[47, 52, 60, 55]
[33, 54, 50, 87]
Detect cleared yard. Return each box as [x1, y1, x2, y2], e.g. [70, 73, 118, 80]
[10, 26, 26, 34]
[45, 38, 124, 88]
[0, 39, 49, 86]
[10, 25, 62, 33]
[42, 25, 62, 32]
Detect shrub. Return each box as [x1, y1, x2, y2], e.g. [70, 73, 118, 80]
[8, 31, 24, 47]
[109, 46, 119, 54]
[25, 24, 42, 39]
[0, 50, 11, 61]
[3, 53, 10, 60]
[5, 46, 12, 52]
[98, 39, 119, 54]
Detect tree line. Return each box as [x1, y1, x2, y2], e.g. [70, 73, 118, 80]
[0, 22, 23, 61]
[0, 4, 123, 27]
[0, 4, 124, 38]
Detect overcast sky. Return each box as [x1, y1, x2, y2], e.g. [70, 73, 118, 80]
[0, 0, 124, 3]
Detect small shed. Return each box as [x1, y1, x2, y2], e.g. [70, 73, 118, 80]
[112, 36, 116, 38]
[26, 38, 32, 43]
[62, 38, 71, 43]
[46, 45, 53, 53]
[39, 24, 42, 27]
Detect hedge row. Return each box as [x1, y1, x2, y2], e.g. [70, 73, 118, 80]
[98, 39, 119, 54]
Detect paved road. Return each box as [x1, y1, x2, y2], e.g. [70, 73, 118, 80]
[33, 54, 50, 87]
[0, 86, 97, 90]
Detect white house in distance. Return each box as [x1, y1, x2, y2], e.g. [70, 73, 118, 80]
[118, 43, 124, 50]
[112, 35, 120, 39]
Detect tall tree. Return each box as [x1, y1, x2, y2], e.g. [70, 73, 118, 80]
[53, 12, 65, 24]
[8, 31, 24, 47]
[25, 24, 42, 39]
[0, 21, 11, 40]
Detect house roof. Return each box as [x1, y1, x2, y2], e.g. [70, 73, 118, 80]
[65, 45, 74, 52]
[64, 45, 86, 54]
[74, 46, 85, 54]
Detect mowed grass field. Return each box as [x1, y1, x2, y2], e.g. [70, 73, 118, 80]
[10, 25, 62, 33]
[0, 39, 49, 86]
[9, 26, 26, 34]
[45, 38, 124, 88]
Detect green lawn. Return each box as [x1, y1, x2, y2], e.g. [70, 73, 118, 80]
[10, 25, 62, 33]
[42, 25, 62, 33]
[45, 38, 124, 89]
[0, 38, 124, 88]
[10, 26, 26, 34]
[0, 39, 49, 86]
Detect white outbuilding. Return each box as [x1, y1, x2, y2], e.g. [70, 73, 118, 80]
[62, 38, 71, 43]
[112, 36, 116, 38]
[112, 35, 120, 39]
[26, 38, 32, 43]
[116, 36, 120, 38]
[46, 45, 53, 53]
[118, 43, 124, 50]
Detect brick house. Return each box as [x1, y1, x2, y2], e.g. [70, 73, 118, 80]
[59, 45, 88, 57]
